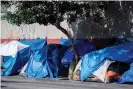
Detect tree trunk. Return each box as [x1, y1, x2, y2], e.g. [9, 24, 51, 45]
[54, 23, 79, 80]
[54, 23, 79, 63]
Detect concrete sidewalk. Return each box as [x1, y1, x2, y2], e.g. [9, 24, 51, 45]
[1, 75, 133, 89]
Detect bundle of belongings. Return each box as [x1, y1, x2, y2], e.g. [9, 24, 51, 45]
[73, 42, 133, 84]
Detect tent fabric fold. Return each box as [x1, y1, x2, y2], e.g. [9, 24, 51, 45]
[19, 39, 46, 52]
[24, 44, 64, 78]
[93, 59, 114, 83]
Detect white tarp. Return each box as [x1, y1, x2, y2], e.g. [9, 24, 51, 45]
[20, 62, 28, 75]
[74, 59, 114, 83]
[0, 41, 29, 57]
[93, 59, 114, 83]
[74, 59, 82, 73]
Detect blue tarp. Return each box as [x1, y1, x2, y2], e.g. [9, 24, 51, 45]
[19, 39, 46, 52]
[60, 38, 82, 46]
[24, 49, 50, 78]
[118, 62, 133, 83]
[62, 40, 95, 64]
[1, 47, 31, 76]
[1, 39, 46, 76]
[25, 44, 67, 78]
[80, 42, 133, 83]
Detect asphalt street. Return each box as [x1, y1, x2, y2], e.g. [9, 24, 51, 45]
[1, 75, 133, 89]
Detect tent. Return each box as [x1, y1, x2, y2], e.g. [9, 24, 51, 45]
[0, 41, 31, 76]
[62, 40, 95, 64]
[20, 62, 28, 75]
[118, 62, 133, 83]
[0, 41, 29, 56]
[19, 39, 47, 75]
[60, 38, 82, 46]
[19, 39, 46, 52]
[93, 59, 114, 83]
[80, 42, 133, 83]
[73, 59, 114, 83]
[24, 44, 68, 78]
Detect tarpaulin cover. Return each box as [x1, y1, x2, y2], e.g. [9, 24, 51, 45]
[0, 41, 29, 56]
[93, 59, 114, 83]
[1, 47, 31, 76]
[62, 40, 95, 64]
[58, 45, 69, 59]
[1, 40, 46, 76]
[19, 39, 46, 52]
[118, 62, 133, 83]
[80, 42, 133, 83]
[60, 38, 81, 46]
[25, 44, 61, 78]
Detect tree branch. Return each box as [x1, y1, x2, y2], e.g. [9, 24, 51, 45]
[54, 22, 79, 63]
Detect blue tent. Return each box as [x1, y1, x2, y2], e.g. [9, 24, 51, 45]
[80, 42, 133, 83]
[19, 39, 46, 52]
[25, 44, 66, 78]
[60, 38, 82, 46]
[118, 62, 133, 83]
[1, 39, 47, 76]
[24, 50, 50, 78]
[1, 46, 31, 76]
[62, 40, 95, 64]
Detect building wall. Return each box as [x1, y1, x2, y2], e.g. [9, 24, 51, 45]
[1, 4, 69, 40]
[1, 20, 69, 39]
[1, 20, 71, 44]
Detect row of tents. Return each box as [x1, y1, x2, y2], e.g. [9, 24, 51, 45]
[0, 38, 133, 84]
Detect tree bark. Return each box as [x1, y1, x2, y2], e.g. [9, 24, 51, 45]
[53, 22, 80, 80]
[54, 22, 79, 63]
